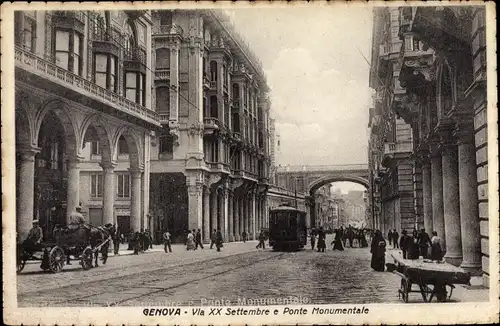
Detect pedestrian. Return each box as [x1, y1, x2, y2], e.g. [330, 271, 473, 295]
[418, 228, 431, 259]
[430, 231, 443, 261]
[399, 229, 410, 259]
[317, 227, 326, 252]
[347, 225, 354, 248]
[256, 230, 266, 249]
[192, 229, 199, 250]
[310, 232, 316, 250]
[148, 229, 153, 249]
[215, 229, 223, 252]
[331, 228, 344, 251]
[140, 228, 146, 252]
[392, 229, 399, 249]
[113, 227, 120, 255]
[388, 229, 393, 247]
[242, 231, 247, 243]
[210, 229, 217, 249]
[407, 230, 420, 259]
[370, 230, 386, 271]
[186, 230, 195, 251]
[163, 229, 172, 253]
[133, 231, 141, 255]
[195, 229, 204, 249]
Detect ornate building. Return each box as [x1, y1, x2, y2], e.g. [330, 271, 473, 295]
[369, 5, 488, 285]
[15, 10, 157, 241]
[148, 10, 273, 243]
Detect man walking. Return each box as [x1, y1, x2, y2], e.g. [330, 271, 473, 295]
[418, 228, 432, 259]
[195, 229, 204, 249]
[163, 229, 172, 253]
[215, 229, 223, 252]
[256, 230, 266, 249]
[113, 225, 120, 255]
[210, 229, 217, 249]
[392, 229, 399, 249]
[241, 231, 247, 243]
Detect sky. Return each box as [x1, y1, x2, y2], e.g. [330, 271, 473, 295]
[227, 7, 374, 167]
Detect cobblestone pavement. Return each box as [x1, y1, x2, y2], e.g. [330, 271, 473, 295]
[17, 235, 488, 307]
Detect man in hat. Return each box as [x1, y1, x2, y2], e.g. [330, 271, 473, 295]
[26, 220, 43, 248]
[68, 206, 86, 230]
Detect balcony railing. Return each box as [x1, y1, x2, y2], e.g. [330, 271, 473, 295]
[124, 47, 147, 65]
[53, 10, 85, 23]
[203, 117, 220, 130]
[155, 68, 170, 80]
[152, 24, 184, 36]
[379, 42, 402, 57]
[159, 113, 169, 123]
[15, 46, 159, 125]
[209, 81, 217, 90]
[384, 142, 413, 155]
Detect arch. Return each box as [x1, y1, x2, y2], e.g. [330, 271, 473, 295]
[113, 126, 143, 169]
[34, 99, 79, 157]
[308, 176, 369, 195]
[15, 93, 36, 147]
[124, 18, 138, 53]
[80, 114, 114, 163]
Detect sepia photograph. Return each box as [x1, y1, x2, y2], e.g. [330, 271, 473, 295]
[2, 1, 498, 325]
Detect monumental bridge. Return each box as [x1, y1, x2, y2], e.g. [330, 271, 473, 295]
[275, 164, 370, 195]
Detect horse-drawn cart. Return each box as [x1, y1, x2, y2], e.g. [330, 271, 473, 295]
[17, 225, 113, 274]
[388, 253, 471, 303]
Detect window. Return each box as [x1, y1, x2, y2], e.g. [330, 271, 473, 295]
[124, 23, 135, 56]
[125, 71, 146, 105]
[54, 29, 82, 75]
[232, 83, 240, 100]
[117, 174, 130, 198]
[50, 142, 59, 170]
[223, 64, 228, 88]
[232, 113, 240, 132]
[159, 11, 172, 26]
[156, 86, 170, 114]
[90, 173, 103, 198]
[15, 13, 36, 52]
[156, 48, 170, 70]
[91, 141, 101, 155]
[210, 96, 218, 118]
[93, 12, 108, 38]
[159, 133, 173, 154]
[94, 53, 117, 91]
[210, 61, 218, 81]
[118, 136, 129, 155]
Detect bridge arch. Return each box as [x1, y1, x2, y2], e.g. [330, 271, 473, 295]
[308, 176, 369, 195]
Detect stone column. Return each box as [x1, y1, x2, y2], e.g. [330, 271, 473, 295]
[223, 188, 229, 241]
[217, 190, 224, 232]
[66, 156, 82, 222]
[246, 194, 252, 237]
[187, 183, 203, 231]
[100, 162, 116, 226]
[203, 188, 210, 243]
[457, 130, 482, 274]
[129, 168, 143, 232]
[169, 45, 179, 122]
[422, 160, 433, 233]
[234, 196, 241, 241]
[442, 145, 463, 266]
[431, 151, 446, 251]
[210, 190, 217, 235]
[17, 148, 39, 241]
[251, 193, 257, 240]
[256, 198, 260, 233]
[228, 190, 234, 242]
[243, 196, 248, 233]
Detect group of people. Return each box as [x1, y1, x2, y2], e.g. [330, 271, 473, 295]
[370, 228, 444, 272]
[125, 229, 153, 255]
[182, 229, 224, 252]
[310, 225, 369, 252]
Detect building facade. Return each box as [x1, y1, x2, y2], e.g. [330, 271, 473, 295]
[148, 10, 273, 243]
[369, 6, 488, 285]
[15, 10, 158, 241]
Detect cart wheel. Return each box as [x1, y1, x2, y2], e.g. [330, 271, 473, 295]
[17, 256, 26, 274]
[48, 246, 65, 273]
[400, 279, 409, 303]
[80, 247, 93, 270]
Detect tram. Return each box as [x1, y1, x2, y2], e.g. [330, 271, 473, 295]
[268, 205, 307, 251]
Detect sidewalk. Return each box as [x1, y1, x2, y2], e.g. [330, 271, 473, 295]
[108, 240, 259, 257]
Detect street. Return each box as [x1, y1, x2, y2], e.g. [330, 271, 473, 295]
[17, 235, 488, 307]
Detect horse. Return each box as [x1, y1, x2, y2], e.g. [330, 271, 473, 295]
[90, 223, 115, 267]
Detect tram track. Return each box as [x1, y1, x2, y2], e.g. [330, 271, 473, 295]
[18, 251, 286, 307]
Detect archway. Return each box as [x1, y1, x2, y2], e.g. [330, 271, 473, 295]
[308, 177, 369, 230]
[33, 110, 76, 240]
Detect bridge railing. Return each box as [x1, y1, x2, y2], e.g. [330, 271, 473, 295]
[275, 164, 369, 172]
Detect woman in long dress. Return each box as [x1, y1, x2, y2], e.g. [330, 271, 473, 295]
[370, 230, 386, 271]
[317, 227, 326, 252]
[186, 230, 196, 251]
[430, 231, 443, 261]
[331, 228, 344, 251]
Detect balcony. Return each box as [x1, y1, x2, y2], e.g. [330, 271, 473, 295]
[382, 142, 413, 168]
[152, 24, 184, 36]
[52, 11, 85, 34]
[379, 42, 402, 59]
[203, 117, 220, 134]
[155, 68, 170, 81]
[203, 74, 210, 89]
[91, 31, 121, 57]
[124, 47, 147, 66]
[209, 81, 217, 90]
[159, 113, 169, 124]
[14, 46, 160, 128]
[233, 101, 240, 110]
